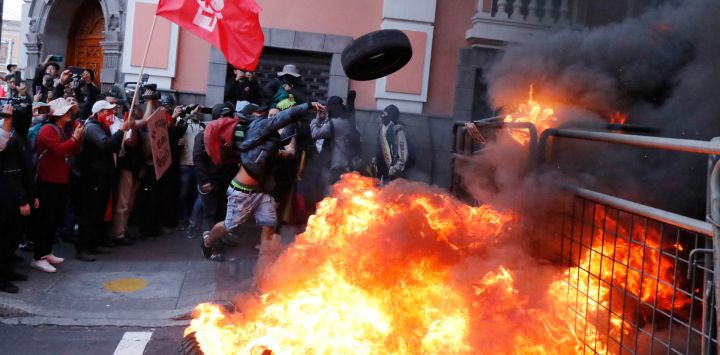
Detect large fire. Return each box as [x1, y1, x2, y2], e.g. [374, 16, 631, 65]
[503, 85, 558, 145]
[185, 174, 688, 354]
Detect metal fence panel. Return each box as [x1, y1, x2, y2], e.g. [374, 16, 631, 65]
[560, 196, 717, 354]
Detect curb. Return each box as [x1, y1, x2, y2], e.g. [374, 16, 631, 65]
[0, 295, 197, 327]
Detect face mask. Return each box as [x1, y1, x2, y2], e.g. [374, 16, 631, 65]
[381, 113, 391, 125]
[98, 110, 115, 129]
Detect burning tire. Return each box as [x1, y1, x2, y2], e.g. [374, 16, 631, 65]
[179, 332, 203, 355]
[341, 29, 413, 81]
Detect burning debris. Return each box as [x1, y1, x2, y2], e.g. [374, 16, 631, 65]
[183, 174, 688, 354]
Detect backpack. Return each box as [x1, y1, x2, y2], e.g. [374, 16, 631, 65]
[203, 117, 249, 166]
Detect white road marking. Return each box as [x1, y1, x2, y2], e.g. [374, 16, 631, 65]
[113, 331, 153, 355]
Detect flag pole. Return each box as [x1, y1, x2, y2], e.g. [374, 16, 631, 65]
[123, 14, 158, 151]
[127, 14, 159, 123]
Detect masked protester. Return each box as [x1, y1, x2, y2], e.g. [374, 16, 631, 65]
[225, 68, 260, 106]
[262, 64, 307, 110]
[0, 104, 36, 292]
[374, 104, 408, 182]
[75, 100, 132, 261]
[32, 98, 84, 272]
[310, 94, 362, 187]
[201, 101, 326, 262]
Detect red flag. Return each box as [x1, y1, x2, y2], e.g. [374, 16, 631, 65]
[156, 0, 264, 70]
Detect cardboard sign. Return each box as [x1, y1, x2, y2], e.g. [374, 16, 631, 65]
[146, 108, 171, 180]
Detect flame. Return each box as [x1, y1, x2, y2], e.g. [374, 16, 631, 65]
[503, 84, 558, 145]
[609, 112, 628, 125]
[186, 174, 689, 354]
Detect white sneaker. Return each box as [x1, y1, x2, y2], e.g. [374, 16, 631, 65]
[31, 259, 57, 273]
[43, 254, 64, 265]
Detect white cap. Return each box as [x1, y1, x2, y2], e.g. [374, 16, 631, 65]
[91, 100, 117, 114]
[48, 98, 77, 117]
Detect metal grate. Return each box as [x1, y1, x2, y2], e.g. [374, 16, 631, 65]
[559, 196, 717, 354]
[247, 47, 331, 103]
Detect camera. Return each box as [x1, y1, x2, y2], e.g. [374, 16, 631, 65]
[0, 97, 31, 118]
[179, 104, 212, 118]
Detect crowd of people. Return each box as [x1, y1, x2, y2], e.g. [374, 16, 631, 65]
[0, 60, 410, 294]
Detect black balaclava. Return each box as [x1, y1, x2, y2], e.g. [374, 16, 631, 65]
[326, 96, 345, 118]
[382, 104, 399, 125]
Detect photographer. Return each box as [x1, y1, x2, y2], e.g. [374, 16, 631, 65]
[0, 104, 36, 292]
[174, 104, 204, 231]
[32, 55, 61, 98]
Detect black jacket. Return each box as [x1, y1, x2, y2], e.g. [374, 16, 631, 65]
[225, 78, 260, 104]
[80, 120, 124, 177]
[192, 132, 237, 187]
[0, 134, 35, 208]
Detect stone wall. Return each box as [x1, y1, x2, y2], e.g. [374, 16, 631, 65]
[354, 110, 455, 188]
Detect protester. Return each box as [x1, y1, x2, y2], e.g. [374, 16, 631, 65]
[192, 104, 242, 244]
[110, 106, 144, 244]
[75, 100, 132, 261]
[201, 101, 325, 262]
[262, 64, 306, 109]
[32, 98, 84, 271]
[225, 68, 260, 106]
[374, 104, 409, 182]
[310, 95, 362, 186]
[0, 104, 35, 292]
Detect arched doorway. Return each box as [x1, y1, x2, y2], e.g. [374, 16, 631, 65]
[66, 0, 104, 87]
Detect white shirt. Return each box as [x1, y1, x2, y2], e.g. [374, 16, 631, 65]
[180, 120, 204, 166]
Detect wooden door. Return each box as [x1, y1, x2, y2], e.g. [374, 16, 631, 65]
[66, 1, 105, 87]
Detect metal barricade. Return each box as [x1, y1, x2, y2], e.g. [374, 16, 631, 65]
[450, 120, 720, 353]
[560, 188, 716, 354]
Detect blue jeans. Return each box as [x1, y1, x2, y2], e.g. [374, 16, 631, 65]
[178, 165, 197, 226]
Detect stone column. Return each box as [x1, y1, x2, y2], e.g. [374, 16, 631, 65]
[24, 32, 42, 81]
[100, 30, 123, 91]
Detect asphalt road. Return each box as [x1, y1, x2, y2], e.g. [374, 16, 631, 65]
[0, 324, 186, 355]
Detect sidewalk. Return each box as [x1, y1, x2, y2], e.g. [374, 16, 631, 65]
[0, 225, 266, 327]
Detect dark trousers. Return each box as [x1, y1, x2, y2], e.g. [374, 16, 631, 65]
[32, 181, 67, 260]
[77, 174, 113, 253]
[136, 167, 161, 236]
[178, 165, 197, 226]
[0, 206, 21, 281]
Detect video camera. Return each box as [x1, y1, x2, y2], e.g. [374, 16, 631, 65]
[0, 97, 31, 118]
[138, 74, 159, 102]
[179, 104, 213, 118]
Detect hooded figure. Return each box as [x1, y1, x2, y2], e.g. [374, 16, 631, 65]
[309, 95, 362, 185]
[375, 104, 408, 181]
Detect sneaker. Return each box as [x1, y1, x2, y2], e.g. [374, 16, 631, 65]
[209, 249, 225, 262]
[31, 259, 57, 273]
[43, 254, 64, 265]
[0, 281, 19, 294]
[201, 232, 212, 259]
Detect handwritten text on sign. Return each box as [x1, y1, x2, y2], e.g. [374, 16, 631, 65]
[147, 108, 171, 180]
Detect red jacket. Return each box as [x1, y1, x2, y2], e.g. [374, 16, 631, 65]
[36, 124, 82, 184]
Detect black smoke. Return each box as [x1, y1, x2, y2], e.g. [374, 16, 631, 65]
[483, 0, 720, 217]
